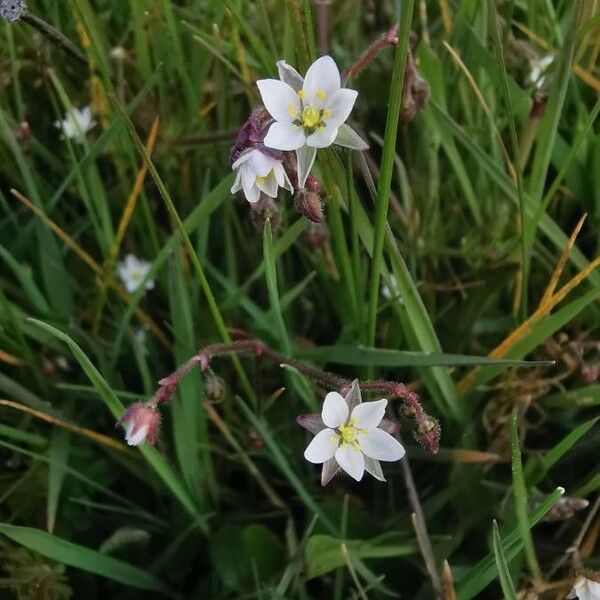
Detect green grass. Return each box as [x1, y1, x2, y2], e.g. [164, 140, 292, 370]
[1, 1, 599, 598]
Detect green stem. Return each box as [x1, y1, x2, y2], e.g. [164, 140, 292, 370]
[366, 0, 415, 348]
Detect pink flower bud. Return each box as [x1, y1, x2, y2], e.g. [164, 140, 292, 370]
[118, 402, 161, 446]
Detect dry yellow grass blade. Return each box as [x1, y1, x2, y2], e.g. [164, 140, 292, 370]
[513, 20, 600, 94]
[438, 0, 453, 35]
[108, 116, 160, 266]
[0, 398, 125, 451]
[457, 217, 600, 395]
[446, 448, 502, 463]
[10, 189, 170, 348]
[0, 349, 22, 366]
[539, 213, 587, 309]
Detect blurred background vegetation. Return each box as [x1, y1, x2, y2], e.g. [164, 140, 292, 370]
[0, 0, 599, 598]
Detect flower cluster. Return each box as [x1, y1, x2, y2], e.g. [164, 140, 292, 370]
[230, 56, 368, 222]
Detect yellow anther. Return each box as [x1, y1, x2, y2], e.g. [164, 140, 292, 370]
[298, 89, 305, 99]
[322, 108, 332, 119]
[287, 102, 299, 118]
[338, 420, 358, 445]
[316, 90, 327, 101]
[255, 171, 274, 185]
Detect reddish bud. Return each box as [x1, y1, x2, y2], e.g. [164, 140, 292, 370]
[118, 402, 161, 446]
[414, 416, 440, 454]
[295, 188, 323, 223]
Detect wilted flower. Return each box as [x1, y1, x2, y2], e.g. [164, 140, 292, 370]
[118, 402, 161, 446]
[54, 106, 96, 142]
[231, 148, 293, 204]
[117, 254, 155, 294]
[298, 380, 404, 485]
[258, 56, 368, 188]
[567, 575, 600, 600]
[528, 54, 554, 90]
[0, 0, 26, 22]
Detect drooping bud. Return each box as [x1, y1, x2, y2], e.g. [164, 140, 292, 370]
[543, 496, 589, 522]
[249, 195, 282, 231]
[302, 222, 329, 251]
[204, 370, 226, 401]
[229, 107, 274, 166]
[295, 174, 324, 223]
[400, 47, 429, 122]
[414, 415, 440, 454]
[117, 402, 161, 446]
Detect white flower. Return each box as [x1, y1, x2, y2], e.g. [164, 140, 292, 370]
[568, 576, 600, 600]
[231, 148, 292, 203]
[54, 106, 96, 142]
[528, 54, 554, 90]
[118, 402, 161, 446]
[257, 56, 368, 188]
[301, 380, 405, 484]
[117, 254, 155, 294]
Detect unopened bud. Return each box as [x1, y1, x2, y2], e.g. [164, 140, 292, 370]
[230, 107, 273, 165]
[414, 416, 440, 454]
[249, 195, 282, 231]
[295, 188, 323, 223]
[117, 402, 161, 446]
[302, 222, 329, 251]
[204, 372, 226, 401]
[544, 496, 589, 522]
[400, 49, 429, 122]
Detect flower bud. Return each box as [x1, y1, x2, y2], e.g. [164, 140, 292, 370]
[204, 372, 226, 401]
[118, 402, 161, 446]
[294, 188, 323, 223]
[230, 107, 274, 165]
[302, 222, 329, 251]
[414, 416, 440, 454]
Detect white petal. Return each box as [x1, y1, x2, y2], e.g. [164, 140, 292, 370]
[256, 79, 301, 123]
[126, 424, 149, 446]
[304, 428, 338, 463]
[249, 150, 275, 177]
[241, 165, 255, 191]
[335, 124, 369, 150]
[303, 55, 341, 107]
[335, 444, 364, 481]
[358, 428, 405, 462]
[231, 169, 243, 194]
[306, 124, 339, 149]
[295, 145, 317, 188]
[321, 391, 349, 428]
[321, 458, 340, 486]
[277, 60, 304, 91]
[272, 161, 291, 192]
[243, 182, 260, 203]
[264, 122, 306, 151]
[256, 173, 278, 198]
[351, 399, 387, 429]
[325, 88, 358, 127]
[364, 456, 386, 481]
[231, 149, 254, 170]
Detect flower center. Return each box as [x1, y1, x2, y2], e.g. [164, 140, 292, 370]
[295, 105, 331, 134]
[338, 419, 359, 445]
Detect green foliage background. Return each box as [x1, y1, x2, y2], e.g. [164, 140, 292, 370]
[0, 0, 599, 598]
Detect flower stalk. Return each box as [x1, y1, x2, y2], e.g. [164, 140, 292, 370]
[121, 338, 440, 454]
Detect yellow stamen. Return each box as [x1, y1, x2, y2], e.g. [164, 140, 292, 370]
[297, 89, 305, 99]
[287, 102, 299, 118]
[255, 171, 274, 185]
[338, 419, 361, 450]
[301, 106, 321, 129]
[316, 90, 327, 101]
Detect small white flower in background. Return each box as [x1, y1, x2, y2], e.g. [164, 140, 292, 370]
[54, 106, 96, 143]
[528, 54, 554, 90]
[298, 380, 405, 485]
[0, 0, 26, 22]
[117, 254, 155, 293]
[568, 576, 600, 600]
[258, 56, 368, 188]
[381, 274, 403, 304]
[231, 148, 293, 203]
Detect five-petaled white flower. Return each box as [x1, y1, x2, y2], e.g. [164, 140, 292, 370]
[54, 106, 96, 143]
[231, 148, 292, 203]
[257, 56, 368, 188]
[298, 380, 405, 485]
[568, 576, 600, 600]
[117, 254, 155, 294]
